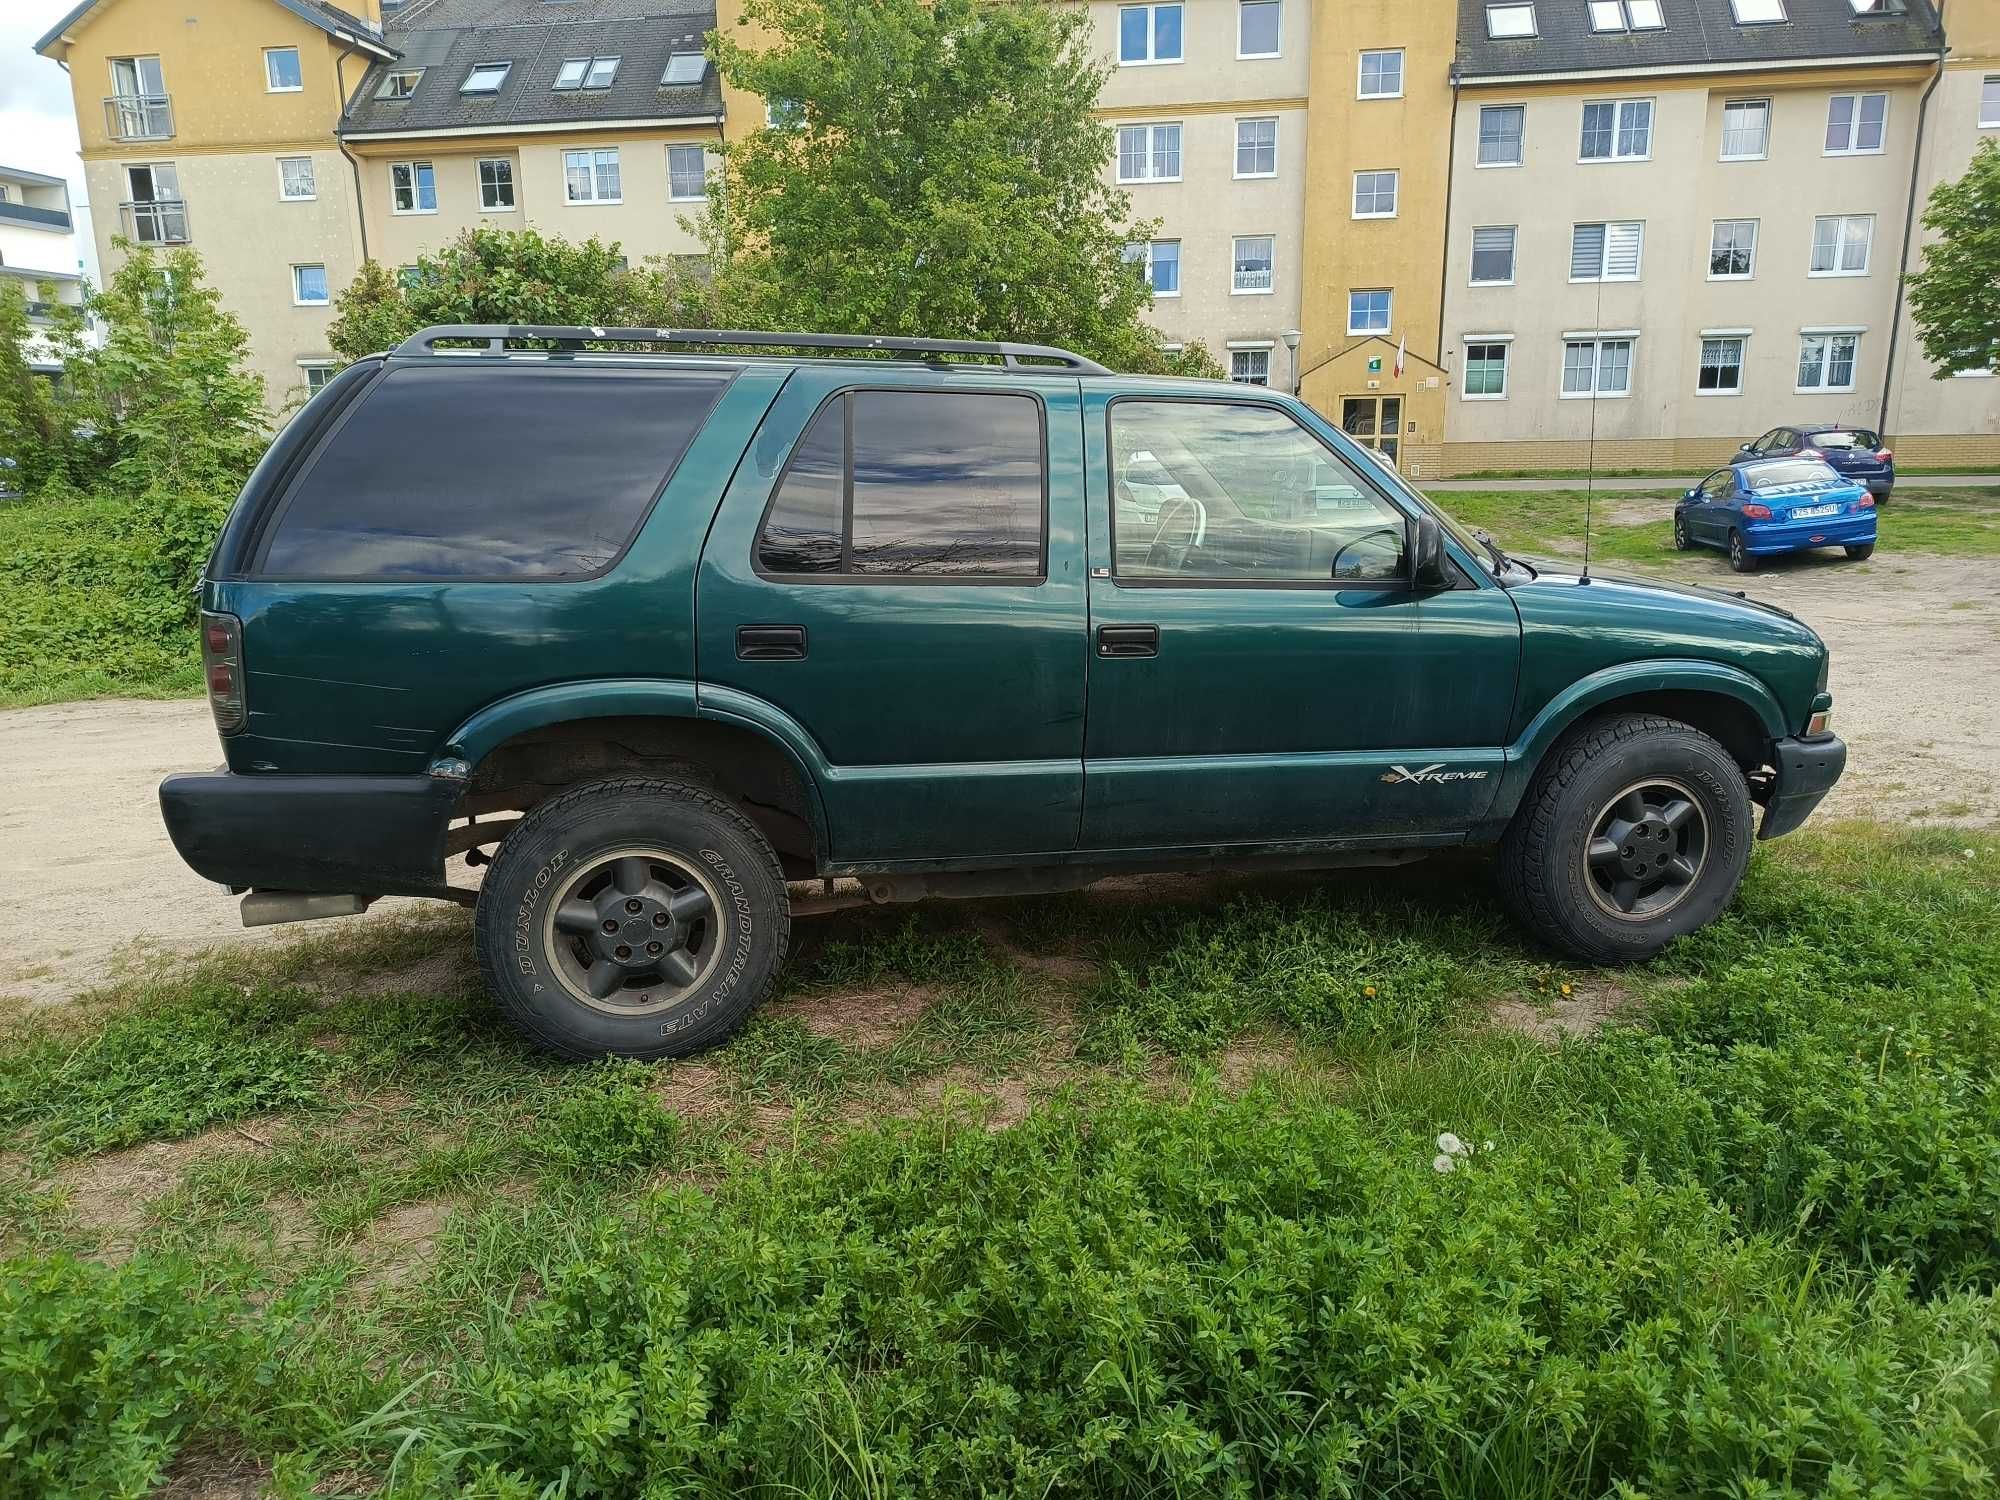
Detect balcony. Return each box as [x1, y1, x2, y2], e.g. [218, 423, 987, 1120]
[103, 94, 173, 142]
[0, 200, 71, 232]
[119, 199, 190, 245]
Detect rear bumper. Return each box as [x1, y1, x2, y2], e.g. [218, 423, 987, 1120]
[1759, 733, 1847, 841]
[1744, 515, 1877, 554]
[158, 771, 459, 897]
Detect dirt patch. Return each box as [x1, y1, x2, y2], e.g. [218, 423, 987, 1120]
[1490, 981, 1637, 1043]
[152, 1447, 272, 1500]
[1216, 1037, 1298, 1088]
[350, 1197, 455, 1294]
[781, 985, 937, 1048]
[52, 1124, 267, 1251]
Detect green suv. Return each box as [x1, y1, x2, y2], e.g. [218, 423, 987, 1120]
[161, 326, 1846, 1059]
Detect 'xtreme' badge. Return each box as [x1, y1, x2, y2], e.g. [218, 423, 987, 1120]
[1381, 763, 1491, 786]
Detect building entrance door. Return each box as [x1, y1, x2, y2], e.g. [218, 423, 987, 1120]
[1341, 395, 1402, 469]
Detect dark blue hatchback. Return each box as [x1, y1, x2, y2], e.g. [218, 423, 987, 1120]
[1676, 458, 1877, 573]
[1739, 424, 1895, 498]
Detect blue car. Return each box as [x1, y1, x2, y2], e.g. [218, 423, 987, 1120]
[1675, 457, 1877, 574]
[1740, 424, 1894, 499]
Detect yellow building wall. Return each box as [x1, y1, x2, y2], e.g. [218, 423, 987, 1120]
[713, 0, 774, 147]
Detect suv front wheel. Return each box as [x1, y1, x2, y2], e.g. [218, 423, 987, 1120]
[474, 778, 789, 1060]
[1499, 714, 1752, 963]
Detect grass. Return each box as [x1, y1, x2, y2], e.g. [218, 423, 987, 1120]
[4, 824, 2000, 1495]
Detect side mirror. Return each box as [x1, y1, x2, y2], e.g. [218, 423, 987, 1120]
[1738, 443, 1755, 454]
[1408, 512, 1448, 589]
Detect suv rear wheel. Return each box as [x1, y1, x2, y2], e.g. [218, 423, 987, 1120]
[474, 778, 788, 1060]
[1499, 714, 1752, 963]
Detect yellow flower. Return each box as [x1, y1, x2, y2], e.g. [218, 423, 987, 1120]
[1560, 983, 1574, 998]
[1364, 985, 1378, 998]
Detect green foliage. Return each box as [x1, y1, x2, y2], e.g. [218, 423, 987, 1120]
[527, 1061, 691, 1179]
[0, 279, 94, 492]
[710, 0, 1215, 375]
[1906, 138, 2000, 379]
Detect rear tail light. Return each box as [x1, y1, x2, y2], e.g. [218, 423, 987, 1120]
[201, 610, 245, 735]
[1876, 448, 1893, 464]
[1852, 494, 1875, 510]
[1742, 503, 1774, 519]
[1798, 447, 1824, 460]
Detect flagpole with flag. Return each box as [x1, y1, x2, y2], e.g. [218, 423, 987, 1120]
[1394, 331, 1406, 379]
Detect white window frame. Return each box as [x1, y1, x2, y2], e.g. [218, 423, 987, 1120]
[564, 148, 622, 205]
[1707, 219, 1758, 280]
[667, 144, 710, 202]
[1486, 4, 1537, 39]
[276, 156, 316, 201]
[1123, 239, 1181, 297]
[1229, 346, 1272, 386]
[1460, 335, 1513, 401]
[1579, 97, 1653, 162]
[477, 156, 516, 211]
[1720, 97, 1771, 160]
[461, 61, 511, 95]
[1358, 49, 1403, 100]
[1237, 0, 1282, 60]
[1569, 221, 1644, 282]
[378, 68, 423, 100]
[1469, 225, 1517, 286]
[1116, 122, 1183, 184]
[663, 52, 707, 86]
[1809, 214, 1873, 277]
[264, 46, 303, 93]
[1695, 333, 1749, 396]
[1233, 117, 1277, 179]
[1560, 335, 1636, 399]
[297, 359, 335, 395]
[291, 263, 329, 306]
[1796, 329, 1861, 394]
[1351, 169, 1398, 219]
[1589, 0, 1664, 32]
[1118, 4, 1184, 66]
[1983, 76, 2000, 129]
[1347, 288, 1392, 335]
[1476, 103, 1526, 167]
[389, 160, 437, 215]
[1232, 234, 1276, 295]
[1824, 92, 1888, 156]
[1729, 0, 1787, 22]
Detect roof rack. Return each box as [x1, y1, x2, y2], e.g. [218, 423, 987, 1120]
[391, 324, 1112, 375]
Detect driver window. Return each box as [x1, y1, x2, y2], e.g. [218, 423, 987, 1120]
[1110, 400, 1407, 582]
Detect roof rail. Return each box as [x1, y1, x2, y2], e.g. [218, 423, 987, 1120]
[391, 324, 1112, 374]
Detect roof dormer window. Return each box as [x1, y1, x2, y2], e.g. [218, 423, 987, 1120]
[554, 56, 619, 89]
[1486, 4, 1537, 39]
[377, 68, 422, 99]
[461, 61, 511, 94]
[1589, 0, 1664, 32]
[1728, 0, 1786, 24]
[662, 52, 706, 85]
[1848, 0, 1906, 13]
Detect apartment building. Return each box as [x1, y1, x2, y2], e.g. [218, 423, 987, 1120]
[0, 166, 91, 374]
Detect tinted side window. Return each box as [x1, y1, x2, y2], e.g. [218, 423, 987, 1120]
[757, 390, 1046, 578]
[260, 366, 729, 579]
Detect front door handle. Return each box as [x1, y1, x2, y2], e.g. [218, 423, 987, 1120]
[736, 624, 807, 660]
[1097, 623, 1159, 658]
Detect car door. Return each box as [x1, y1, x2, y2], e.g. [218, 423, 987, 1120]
[1690, 469, 1733, 543]
[697, 368, 1088, 864]
[1078, 389, 1520, 850]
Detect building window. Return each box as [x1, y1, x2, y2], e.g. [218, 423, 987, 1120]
[1570, 221, 1643, 281]
[1486, 4, 1537, 38]
[1479, 104, 1525, 166]
[1462, 340, 1510, 398]
[1697, 336, 1746, 394]
[1234, 117, 1277, 177]
[277, 157, 315, 201]
[108, 56, 170, 141]
[555, 56, 620, 90]
[1238, 0, 1281, 58]
[1470, 225, 1517, 284]
[1117, 123, 1182, 182]
[667, 145, 709, 201]
[765, 98, 804, 128]
[1809, 214, 1873, 275]
[390, 161, 437, 214]
[1720, 98, 1770, 159]
[1119, 4, 1183, 64]
[1580, 98, 1653, 160]
[1589, 1, 1664, 31]
[1729, 0, 1787, 21]
[1983, 76, 2000, 128]
[1709, 219, 1757, 278]
[1233, 235, 1276, 293]
[564, 149, 622, 203]
[1123, 239, 1181, 296]
[663, 52, 707, 85]
[461, 62, 511, 94]
[1352, 169, 1398, 218]
[1562, 338, 1633, 397]
[478, 157, 515, 210]
[1230, 348, 1271, 385]
[1825, 92, 1887, 154]
[300, 361, 335, 394]
[1797, 332, 1859, 391]
[292, 264, 329, 305]
[396, 264, 423, 290]
[264, 47, 302, 92]
[378, 69, 422, 100]
[1348, 288, 1392, 334]
[1848, 0, 1906, 11]
[1358, 49, 1403, 98]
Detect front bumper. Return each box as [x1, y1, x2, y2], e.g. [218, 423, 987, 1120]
[1759, 733, 1847, 840]
[159, 771, 459, 898]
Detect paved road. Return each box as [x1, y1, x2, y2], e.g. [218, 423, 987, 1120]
[1423, 473, 2000, 492]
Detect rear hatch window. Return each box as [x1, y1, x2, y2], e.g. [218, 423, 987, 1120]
[256, 365, 730, 579]
[1811, 429, 1877, 450]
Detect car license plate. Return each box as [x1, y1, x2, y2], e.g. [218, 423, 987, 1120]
[1792, 503, 1840, 518]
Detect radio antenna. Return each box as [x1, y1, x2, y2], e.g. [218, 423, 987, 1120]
[1580, 271, 1606, 585]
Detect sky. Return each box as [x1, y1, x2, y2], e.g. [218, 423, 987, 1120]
[0, 0, 102, 282]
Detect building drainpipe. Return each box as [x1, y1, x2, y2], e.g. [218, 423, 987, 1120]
[334, 46, 371, 266]
[1877, 10, 1948, 437]
[1436, 70, 1461, 376]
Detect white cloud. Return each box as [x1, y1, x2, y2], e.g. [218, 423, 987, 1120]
[3, 1, 103, 284]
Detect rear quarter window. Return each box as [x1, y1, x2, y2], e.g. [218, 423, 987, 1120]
[257, 365, 731, 579]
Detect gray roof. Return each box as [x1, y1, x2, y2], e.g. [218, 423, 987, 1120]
[1455, 0, 1940, 80]
[342, 0, 721, 136]
[36, 0, 394, 58]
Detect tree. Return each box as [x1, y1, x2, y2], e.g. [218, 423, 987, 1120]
[327, 227, 720, 363]
[708, 0, 1219, 376]
[0, 279, 92, 492]
[1905, 138, 2000, 380]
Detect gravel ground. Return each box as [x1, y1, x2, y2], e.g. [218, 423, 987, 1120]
[4, 551, 1994, 1006]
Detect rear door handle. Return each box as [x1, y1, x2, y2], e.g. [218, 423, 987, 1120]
[1096, 624, 1159, 658]
[736, 624, 807, 660]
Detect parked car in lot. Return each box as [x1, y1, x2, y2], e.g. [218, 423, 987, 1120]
[1675, 457, 1878, 573]
[1739, 424, 1895, 498]
[160, 325, 1846, 1060]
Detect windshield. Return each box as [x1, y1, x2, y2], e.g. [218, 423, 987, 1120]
[1746, 459, 1840, 491]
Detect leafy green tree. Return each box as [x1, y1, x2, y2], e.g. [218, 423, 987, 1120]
[1906, 138, 2000, 379]
[708, 0, 1219, 376]
[0, 279, 92, 491]
[327, 228, 720, 363]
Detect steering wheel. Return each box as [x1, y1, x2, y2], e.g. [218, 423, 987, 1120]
[1145, 497, 1203, 573]
[1329, 525, 1403, 581]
